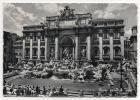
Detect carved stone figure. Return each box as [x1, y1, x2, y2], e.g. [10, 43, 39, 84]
[63, 48, 70, 59]
[50, 48, 55, 59]
[60, 6, 75, 19]
[81, 47, 86, 57]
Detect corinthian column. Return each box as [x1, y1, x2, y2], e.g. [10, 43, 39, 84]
[45, 35, 48, 61]
[30, 35, 33, 60]
[99, 33, 103, 60]
[55, 37, 59, 60]
[37, 34, 41, 60]
[87, 35, 91, 60]
[110, 33, 113, 60]
[73, 47, 75, 60]
[75, 36, 78, 60]
[22, 37, 25, 60]
[120, 35, 124, 57]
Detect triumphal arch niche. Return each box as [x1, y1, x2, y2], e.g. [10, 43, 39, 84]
[44, 6, 92, 62]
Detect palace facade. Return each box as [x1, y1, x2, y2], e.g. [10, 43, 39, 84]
[13, 39, 23, 63]
[22, 6, 125, 64]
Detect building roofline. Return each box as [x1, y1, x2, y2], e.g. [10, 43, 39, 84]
[3, 31, 17, 34]
[91, 18, 124, 22]
[23, 24, 43, 28]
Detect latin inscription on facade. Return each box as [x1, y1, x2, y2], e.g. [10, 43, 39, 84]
[59, 20, 76, 27]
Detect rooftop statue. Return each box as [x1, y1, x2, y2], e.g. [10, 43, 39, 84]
[60, 6, 75, 19]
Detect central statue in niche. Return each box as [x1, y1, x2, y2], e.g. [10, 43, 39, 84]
[63, 47, 72, 60]
[81, 47, 86, 58]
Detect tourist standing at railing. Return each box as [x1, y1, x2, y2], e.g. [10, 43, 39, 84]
[47, 85, 51, 94]
[26, 86, 30, 96]
[29, 86, 32, 95]
[42, 86, 46, 95]
[37, 86, 40, 95]
[21, 86, 25, 96]
[16, 85, 20, 96]
[3, 86, 7, 95]
[10, 85, 14, 95]
[49, 88, 54, 97]
[24, 86, 27, 95]
[52, 87, 56, 93]
[20, 86, 24, 96]
[35, 85, 39, 95]
[59, 85, 64, 94]
[3, 80, 6, 86]
[31, 86, 35, 96]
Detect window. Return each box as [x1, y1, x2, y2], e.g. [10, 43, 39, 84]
[41, 35, 44, 41]
[80, 36, 86, 43]
[114, 47, 121, 56]
[50, 21, 55, 26]
[115, 21, 118, 25]
[104, 22, 107, 26]
[26, 36, 30, 41]
[34, 35, 37, 41]
[25, 48, 29, 56]
[81, 19, 86, 24]
[108, 21, 114, 25]
[103, 33, 109, 39]
[103, 47, 110, 55]
[41, 48, 45, 56]
[98, 22, 104, 26]
[114, 32, 120, 39]
[92, 34, 99, 44]
[118, 21, 123, 25]
[33, 48, 37, 56]
[94, 34, 99, 39]
[94, 47, 99, 56]
[50, 37, 55, 43]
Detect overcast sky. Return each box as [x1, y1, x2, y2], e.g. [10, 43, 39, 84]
[3, 3, 137, 38]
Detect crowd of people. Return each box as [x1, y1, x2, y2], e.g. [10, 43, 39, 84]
[3, 83, 66, 97]
[3, 83, 136, 97]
